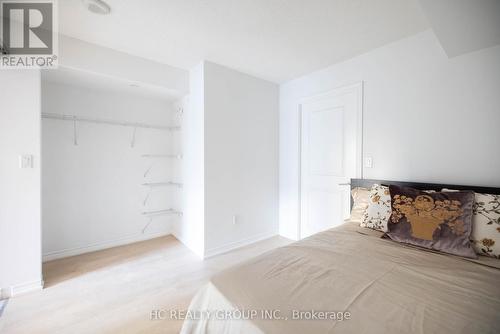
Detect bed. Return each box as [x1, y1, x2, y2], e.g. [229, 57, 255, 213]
[181, 179, 500, 334]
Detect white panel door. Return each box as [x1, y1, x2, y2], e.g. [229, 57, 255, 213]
[300, 83, 362, 238]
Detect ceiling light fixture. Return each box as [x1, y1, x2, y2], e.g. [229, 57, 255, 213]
[82, 0, 111, 15]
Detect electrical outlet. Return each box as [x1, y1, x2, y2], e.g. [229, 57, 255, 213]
[232, 215, 238, 225]
[19, 155, 34, 168]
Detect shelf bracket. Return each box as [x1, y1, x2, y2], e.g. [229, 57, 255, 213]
[73, 116, 78, 146]
[142, 217, 153, 234]
[130, 125, 137, 148]
[144, 162, 156, 178]
[143, 187, 152, 206]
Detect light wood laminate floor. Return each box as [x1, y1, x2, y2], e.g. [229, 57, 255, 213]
[0, 235, 291, 334]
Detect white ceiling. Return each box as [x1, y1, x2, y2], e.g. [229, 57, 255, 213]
[58, 0, 430, 83]
[419, 0, 500, 58]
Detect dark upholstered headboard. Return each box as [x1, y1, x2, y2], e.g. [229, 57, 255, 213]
[350, 178, 500, 207]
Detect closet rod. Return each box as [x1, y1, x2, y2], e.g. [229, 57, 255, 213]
[42, 112, 181, 131]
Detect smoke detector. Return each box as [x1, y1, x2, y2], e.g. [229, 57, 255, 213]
[82, 0, 111, 15]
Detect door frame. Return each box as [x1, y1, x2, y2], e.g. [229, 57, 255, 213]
[298, 81, 364, 240]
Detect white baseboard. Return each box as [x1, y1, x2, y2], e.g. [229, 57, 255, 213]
[203, 230, 278, 259]
[43, 230, 172, 262]
[1, 280, 44, 298]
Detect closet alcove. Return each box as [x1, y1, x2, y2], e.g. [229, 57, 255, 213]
[41, 67, 185, 264]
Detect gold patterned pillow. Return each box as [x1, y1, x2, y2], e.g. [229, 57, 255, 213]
[443, 189, 500, 259]
[387, 185, 476, 258]
[361, 184, 391, 232]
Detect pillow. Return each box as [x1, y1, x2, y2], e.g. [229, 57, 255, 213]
[443, 189, 500, 259]
[349, 187, 370, 223]
[361, 184, 391, 232]
[386, 185, 477, 258]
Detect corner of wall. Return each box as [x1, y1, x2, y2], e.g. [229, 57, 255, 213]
[0, 70, 42, 296]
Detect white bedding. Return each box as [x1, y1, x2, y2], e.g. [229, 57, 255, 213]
[181, 222, 500, 334]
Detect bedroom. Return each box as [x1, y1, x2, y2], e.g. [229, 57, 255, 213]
[0, 0, 499, 333]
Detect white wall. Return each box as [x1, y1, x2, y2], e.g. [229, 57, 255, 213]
[0, 71, 42, 297]
[177, 61, 279, 258]
[203, 61, 279, 257]
[174, 64, 205, 257]
[59, 35, 189, 95]
[279, 30, 500, 239]
[41, 82, 181, 261]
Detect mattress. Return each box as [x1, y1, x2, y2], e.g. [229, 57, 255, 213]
[181, 222, 500, 334]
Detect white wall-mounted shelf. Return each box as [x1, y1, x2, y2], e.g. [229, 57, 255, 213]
[141, 154, 183, 159]
[142, 181, 183, 188]
[142, 182, 183, 205]
[142, 208, 182, 217]
[141, 208, 182, 233]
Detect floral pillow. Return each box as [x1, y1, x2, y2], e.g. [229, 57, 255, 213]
[443, 189, 500, 259]
[360, 184, 391, 232]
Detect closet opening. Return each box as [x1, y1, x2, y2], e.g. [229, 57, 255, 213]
[40, 67, 185, 287]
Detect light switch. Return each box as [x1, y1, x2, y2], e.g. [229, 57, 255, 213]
[364, 156, 373, 168]
[19, 155, 34, 168]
